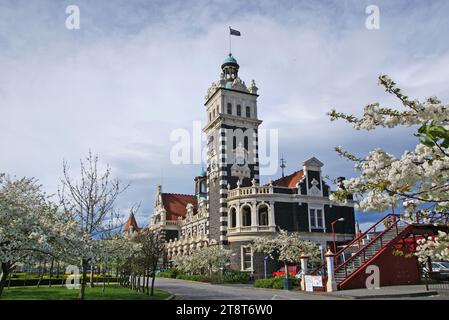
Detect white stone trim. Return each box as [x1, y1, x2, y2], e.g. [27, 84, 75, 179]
[241, 245, 254, 272]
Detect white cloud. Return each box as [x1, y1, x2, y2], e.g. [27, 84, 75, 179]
[1, 0, 449, 224]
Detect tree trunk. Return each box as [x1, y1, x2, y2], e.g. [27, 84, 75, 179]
[37, 260, 45, 288]
[150, 274, 156, 296]
[56, 261, 60, 279]
[49, 258, 55, 287]
[102, 266, 106, 293]
[7, 272, 13, 289]
[0, 262, 12, 297]
[89, 264, 95, 288]
[78, 259, 88, 300]
[146, 272, 150, 295]
[284, 262, 288, 281]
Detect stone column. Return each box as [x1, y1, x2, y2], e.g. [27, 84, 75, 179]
[300, 256, 309, 291]
[268, 201, 275, 227]
[236, 204, 241, 228]
[325, 249, 337, 292]
[251, 201, 257, 228]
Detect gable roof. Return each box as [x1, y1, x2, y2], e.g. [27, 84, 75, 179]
[269, 170, 304, 188]
[161, 193, 197, 221]
[123, 213, 141, 232]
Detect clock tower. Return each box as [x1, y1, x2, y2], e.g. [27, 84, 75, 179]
[203, 53, 262, 244]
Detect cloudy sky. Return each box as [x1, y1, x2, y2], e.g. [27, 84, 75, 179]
[1, 0, 449, 230]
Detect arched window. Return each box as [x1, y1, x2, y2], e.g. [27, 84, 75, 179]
[242, 205, 252, 226]
[213, 109, 216, 118]
[227, 103, 232, 114]
[258, 204, 269, 226]
[209, 113, 212, 121]
[233, 136, 236, 149]
[244, 136, 248, 150]
[200, 181, 206, 193]
[237, 105, 241, 116]
[229, 207, 237, 228]
[246, 106, 251, 117]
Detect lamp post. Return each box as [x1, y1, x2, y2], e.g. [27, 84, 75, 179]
[263, 256, 268, 279]
[331, 218, 345, 254]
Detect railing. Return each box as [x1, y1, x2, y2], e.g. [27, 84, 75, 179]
[310, 213, 402, 276]
[166, 220, 182, 226]
[336, 218, 410, 280]
[227, 186, 273, 199]
[227, 225, 276, 234]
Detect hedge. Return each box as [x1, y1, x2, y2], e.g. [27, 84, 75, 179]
[223, 270, 250, 284]
[157, 268, 250, 284]
[5, 277, 119, 287]
[254, 275, 300, 289]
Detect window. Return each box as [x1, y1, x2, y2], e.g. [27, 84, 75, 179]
[209, 113, 211, 121]
[237, 104, 241, 116]
[246, 106, 251, 117]
[213, 109, 216, 118]
[258, 205, 269, 226]
[200, 181, 206, 193]
[241, 246, 253, 271]
[227, 103, 232, 114]
[241, 205, 251, 226]
[244, 136, 248, 150]
[229, 207, 237, 228]
[309, 208, 324, 229]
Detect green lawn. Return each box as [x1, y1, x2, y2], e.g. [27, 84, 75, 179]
[0, 284, 171, 300]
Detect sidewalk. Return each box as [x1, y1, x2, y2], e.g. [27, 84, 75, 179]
[320, 285, 439, 299]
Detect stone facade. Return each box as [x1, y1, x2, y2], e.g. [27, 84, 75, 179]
[145, 53, 356, 278]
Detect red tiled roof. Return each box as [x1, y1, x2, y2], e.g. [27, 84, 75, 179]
[162, 193, 197, 221]
[269, 170, 304, 188]
[123, 213, 141, 232]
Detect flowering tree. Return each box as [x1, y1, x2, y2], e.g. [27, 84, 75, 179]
[328, 75, 449, 260]
[58, 151, 129, 299]
[171, 245, 231, 276]
[252, 229, 320, 281]
[0, 174, 80, 296]
[133, 229, 165, 296]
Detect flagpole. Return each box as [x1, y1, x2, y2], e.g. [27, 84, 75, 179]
[229, 26, 231, 54]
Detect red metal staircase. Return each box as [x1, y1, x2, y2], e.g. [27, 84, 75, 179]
[311, 214, 419, 290]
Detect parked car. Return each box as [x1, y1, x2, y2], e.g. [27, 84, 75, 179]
[423, 261, 449, 281]
[273, 265, 302, 279]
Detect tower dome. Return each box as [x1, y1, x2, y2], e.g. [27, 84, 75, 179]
[221, 53, 239, 82]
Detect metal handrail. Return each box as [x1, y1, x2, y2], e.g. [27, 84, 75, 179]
[336, 219, 408, 278]
[310, 213, 400, 275]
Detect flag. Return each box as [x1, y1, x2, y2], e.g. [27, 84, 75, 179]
[229, 27, 241, 36]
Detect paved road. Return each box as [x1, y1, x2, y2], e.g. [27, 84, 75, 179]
[153, 278, 449, 300]
[154, 278, 342, 300]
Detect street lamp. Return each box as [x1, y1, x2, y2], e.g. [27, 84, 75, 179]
[331, 218, 345, 254]
[263, 256, 268, 279]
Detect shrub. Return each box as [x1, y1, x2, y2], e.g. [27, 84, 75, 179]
[157, 269, 179, 279]
[254, 275, 300, 290]
[254, 278, 274, 288]
[5, 277, 119, 287]
[223, 270, 249, 284]
[175, 274, 210, 282]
